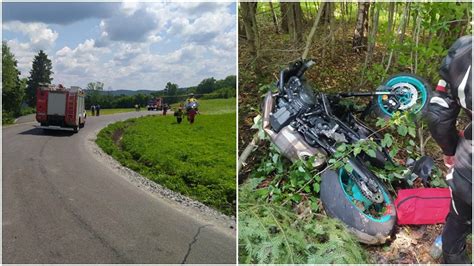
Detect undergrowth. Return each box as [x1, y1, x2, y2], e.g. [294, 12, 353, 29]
[239, 177, 369, 264]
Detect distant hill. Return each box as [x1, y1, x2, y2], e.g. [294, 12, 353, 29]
[85, 87, 194, 96]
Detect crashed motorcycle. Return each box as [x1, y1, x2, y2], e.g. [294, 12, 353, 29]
[262, 59, 431, 244]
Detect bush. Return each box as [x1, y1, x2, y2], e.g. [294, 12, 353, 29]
[2, 111, 14, 125]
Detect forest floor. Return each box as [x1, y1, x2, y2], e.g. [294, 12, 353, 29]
[238, 17, 470, 263]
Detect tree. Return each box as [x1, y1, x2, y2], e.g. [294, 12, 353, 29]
[196, 77, 216, 94]
[280, 2, 289, 33]
[164, 82, 178, 96]
[352, 2, 370, 52]
[2, 42, 25, 115]
[269, 1, 280, 34]
[287, 3, 304, 43]
[240, 2, 260, 57]
[86, 81, 104, 91]
[26, 50, 53, 107]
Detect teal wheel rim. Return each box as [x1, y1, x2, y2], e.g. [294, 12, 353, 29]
[338, 168, 392, 223]
[377, 76, 428, 117]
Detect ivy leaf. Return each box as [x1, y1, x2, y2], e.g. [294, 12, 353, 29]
[409, 139, 416, 146]
[383, 133, 393, 147]
[344, 163, 353, 173]
[389, 147, 399, 158]
[408, 127, 417, 138]
[291, 194, 302, 202]
[304, 185, 311, 193]
[251, 115, 261, 129]
[397, 125, 408, 136]
[366, 149, 377, 158]
[376, 118, 386, 128]
[313, 183, 320, 193]
[298, 165, 306, 173]
[353, 146, 362, 156]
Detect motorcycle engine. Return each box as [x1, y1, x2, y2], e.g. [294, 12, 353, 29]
[270, 77, 315, 132]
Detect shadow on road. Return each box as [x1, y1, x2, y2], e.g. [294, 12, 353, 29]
[19, 127, 75, 137]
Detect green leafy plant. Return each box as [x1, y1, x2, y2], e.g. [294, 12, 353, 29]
[239, 178, 370, 264]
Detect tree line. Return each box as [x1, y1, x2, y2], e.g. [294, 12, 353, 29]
[239, 2, 471, 85]
[3, 42, 53, 123]
[85, 75, 236, 109]
[2, 41, 236, 122]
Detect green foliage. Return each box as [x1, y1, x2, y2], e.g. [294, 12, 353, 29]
[26, 50, 53, 107]
[201, 87, 236, 99]
[196, 77, 217, 94]
[239, 179, 369, 264]
[96, 99, 236, 215]
[2, 42, 25, 117]
[250, 146, 322, 208]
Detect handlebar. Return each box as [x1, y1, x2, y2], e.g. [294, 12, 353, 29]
[278, 59, 316, 93]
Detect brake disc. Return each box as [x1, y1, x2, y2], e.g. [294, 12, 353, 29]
[351, 173, 384, 204]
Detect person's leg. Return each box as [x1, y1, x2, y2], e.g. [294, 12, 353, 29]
[442, 191, 472, 263]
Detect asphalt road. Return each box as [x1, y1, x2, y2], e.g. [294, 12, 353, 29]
[2, 112, 236, 263]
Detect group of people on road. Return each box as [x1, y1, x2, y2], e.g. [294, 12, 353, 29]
[90, 104, 101, 116]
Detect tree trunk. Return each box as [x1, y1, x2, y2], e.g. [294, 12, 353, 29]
[366, 4, 379, 64]
[302, 2, 326, 59]
[280, 2, 289, 33]
[399, 2, 410, 44]
[321, 2, 331, 24]
[328, 2, 336, 58]
[240, 2, 260, 57]
[352, 2, 370, 52]
[287, 2, 304, 43]
[269, 1, 280, 34]
[387, 2, 395, 32]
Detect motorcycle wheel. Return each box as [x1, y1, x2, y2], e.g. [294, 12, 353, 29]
[373, 73, 432, 118]
[320, 169, 396, 245]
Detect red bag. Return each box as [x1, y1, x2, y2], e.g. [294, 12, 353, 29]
[395, 188, 451, 225]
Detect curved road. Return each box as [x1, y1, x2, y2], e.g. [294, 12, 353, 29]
[2, 112, 236, 263]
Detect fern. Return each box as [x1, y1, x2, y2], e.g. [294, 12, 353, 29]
[239, 179, 370, 264]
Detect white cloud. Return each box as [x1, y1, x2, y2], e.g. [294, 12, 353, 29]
[3, 2, 236, 90]
[3, 21, 58, 50]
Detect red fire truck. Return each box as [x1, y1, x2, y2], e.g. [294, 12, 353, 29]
[36, 85, 86, 133]
[147, 97, 163, 111]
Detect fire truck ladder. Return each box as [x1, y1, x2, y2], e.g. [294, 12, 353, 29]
[66, 93, 76, 123]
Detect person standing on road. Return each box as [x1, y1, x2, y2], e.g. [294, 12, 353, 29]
[91, 105, 96, 116]
[425, 35, 472, 264]
[96, 104, 101, 116]
[163, 104, 168, 116]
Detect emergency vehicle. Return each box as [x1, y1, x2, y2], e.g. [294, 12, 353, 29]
[36, 84, 86, 133]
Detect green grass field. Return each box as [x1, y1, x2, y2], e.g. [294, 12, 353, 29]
[171, 98, 236, 115]
[96, 98, 236, 215]
[87, 108, 134, 116]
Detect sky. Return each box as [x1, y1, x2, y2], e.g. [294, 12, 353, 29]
[2, 2, 236, 91]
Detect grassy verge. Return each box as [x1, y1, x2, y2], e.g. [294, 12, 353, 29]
[87, 108, 135, 116]
[96, 99, 236, 215]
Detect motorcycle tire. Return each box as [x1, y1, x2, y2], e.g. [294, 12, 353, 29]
[320, 169, 396, 245]
[373, 73, 432, 118]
